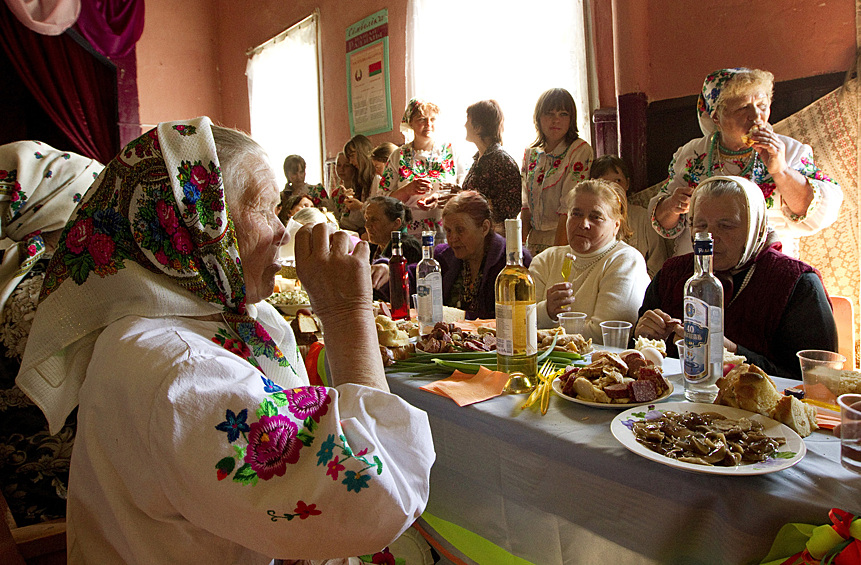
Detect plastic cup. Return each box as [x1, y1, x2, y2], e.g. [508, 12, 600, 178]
[797, 350, 846, 408]
[558, 312, 587, 335]
[838, 393, 861, 474]
[600, 321, 632, 349]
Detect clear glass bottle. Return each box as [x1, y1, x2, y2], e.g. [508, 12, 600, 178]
[416, 232, 443, 333]
[495, 218, 537, 393]
[683, 232, 724, 402]
[388, 230, 410, 321]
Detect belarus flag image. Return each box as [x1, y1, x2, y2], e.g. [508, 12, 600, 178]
[369, 61, 382, 77]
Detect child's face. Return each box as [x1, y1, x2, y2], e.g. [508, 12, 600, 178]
[598, 167, 630, 192]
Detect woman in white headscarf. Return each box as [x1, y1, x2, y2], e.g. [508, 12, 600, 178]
[17, 118, 433, 563]
[0, 141, 102, 526]
[636, 176, 836, 379]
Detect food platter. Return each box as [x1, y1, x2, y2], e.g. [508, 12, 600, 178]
[610, 402, 806, 476]
[552, 377, 674, 409]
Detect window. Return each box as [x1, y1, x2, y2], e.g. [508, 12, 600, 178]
[247, 13, 323, 189]
[406, 0, 593, 164]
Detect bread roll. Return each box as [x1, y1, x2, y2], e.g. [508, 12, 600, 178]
[771, 395, 818, 437]
[734, 370, 782, 415]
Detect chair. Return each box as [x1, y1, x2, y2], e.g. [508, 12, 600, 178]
[0, 488, 66, 565]
[830, 295, 856, 369]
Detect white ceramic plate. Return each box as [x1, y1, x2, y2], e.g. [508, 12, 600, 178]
[552, 376, 674, 409]
[610, 402, 806, 476]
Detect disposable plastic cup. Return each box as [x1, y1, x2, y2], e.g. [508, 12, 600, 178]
[838, 394, 861, 474]
[600, 321, 632, 349]
[558, 312, 587, 335]
[797, 350, 846, 408]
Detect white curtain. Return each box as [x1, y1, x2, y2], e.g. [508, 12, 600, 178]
[406, 0, 592, 164]
[247, 14, 322, 189]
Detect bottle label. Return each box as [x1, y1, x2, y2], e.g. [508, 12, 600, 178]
[684, 297, 710, 381]
[495, 302, 537, 356]
[417, 273, 443, 326]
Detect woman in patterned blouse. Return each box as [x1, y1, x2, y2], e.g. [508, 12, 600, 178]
[379, 98, 461, 238]
[461, 100, 522, 235]
[521, 88, 593, 256]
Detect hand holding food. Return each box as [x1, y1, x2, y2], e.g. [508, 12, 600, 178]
[635, 308, 682, 341]
[746, 122, 789, 176]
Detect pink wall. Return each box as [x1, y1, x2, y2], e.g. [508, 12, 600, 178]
[135, 0, 222, 131]
[621, 0, 856, 101]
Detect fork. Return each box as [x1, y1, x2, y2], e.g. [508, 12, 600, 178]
[522, 359, 558, 414]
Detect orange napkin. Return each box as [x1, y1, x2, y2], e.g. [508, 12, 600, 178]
[420, 366, 509, 406]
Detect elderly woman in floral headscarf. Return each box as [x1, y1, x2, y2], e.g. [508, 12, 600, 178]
[0, 141, 102, 526]
[17, 118, 433, 563]
[638, 176, 836, 380]
[649, 68, 842, 258]
[379, 98, 462, 238]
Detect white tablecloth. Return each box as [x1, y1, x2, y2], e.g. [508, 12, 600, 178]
[387, 357, 860, 564]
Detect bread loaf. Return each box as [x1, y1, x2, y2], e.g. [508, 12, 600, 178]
[715, 363, 818, 437]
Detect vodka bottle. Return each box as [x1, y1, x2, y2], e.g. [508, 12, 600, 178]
[683, 232, 724, 402]
[416, 232, 443, 333]
[495, 218, 537, 393]
[388, 231, 410, 321]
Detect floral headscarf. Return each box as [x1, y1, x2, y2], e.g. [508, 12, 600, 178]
[0, 141, 103, 320]
[696, 68, 748, 136]
[18, 117, 294, 434]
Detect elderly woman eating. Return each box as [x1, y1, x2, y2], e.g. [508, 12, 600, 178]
[16, 118, 434, 563]
[637, 176, 837, 380]
[529, 179, 650, 343]
[649, 67, 842, 258]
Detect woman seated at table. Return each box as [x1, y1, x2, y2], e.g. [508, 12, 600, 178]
[16, 118, 434, 563]
[521, 88, 593, 255]
[337, 135, 376, 232]
[589, 155, 671, 277]
[529, 179, 650, 342]
[649, 67, 842, 258]
[379, 98, 460, 238]
[636, 175, 837, 380]
[461, 99, 521, 233]
[365, 196, 423, 265]
[283, 153, 332, 210]
[0, 141, 103, 527]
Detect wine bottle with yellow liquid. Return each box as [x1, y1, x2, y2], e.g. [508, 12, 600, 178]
[495, 218, 537, 393]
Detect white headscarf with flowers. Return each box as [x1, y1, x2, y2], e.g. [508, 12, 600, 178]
[0, 141, 102, 322]
[18, 118, 297, 434]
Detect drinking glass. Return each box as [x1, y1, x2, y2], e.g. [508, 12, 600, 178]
[838, 393, 861, 474]
[558, 312, 587, 335]
[599, 321, 632, 349]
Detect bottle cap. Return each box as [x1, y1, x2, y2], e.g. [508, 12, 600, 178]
[693, 232, 713, 254]
[504, 218, 521, 251]
[391, 230, 402, 243]
[421, 232, 434, 246]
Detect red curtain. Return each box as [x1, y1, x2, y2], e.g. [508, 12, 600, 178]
[0, 5, 119, 164]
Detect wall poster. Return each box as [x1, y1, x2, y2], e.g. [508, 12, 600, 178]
[346, 9, 392, 137]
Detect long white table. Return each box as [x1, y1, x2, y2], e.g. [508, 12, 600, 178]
[386, 357, 860, 564]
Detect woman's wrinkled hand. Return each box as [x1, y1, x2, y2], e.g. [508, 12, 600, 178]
[667, 185, 694, 217]
[294, 223, 372, 320]
[370, 263, 390, 289]
[545, 282, 574, 320]
[635, 309, 682, 341]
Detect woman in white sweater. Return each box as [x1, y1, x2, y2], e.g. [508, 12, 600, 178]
[530, 179, 650, 343]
